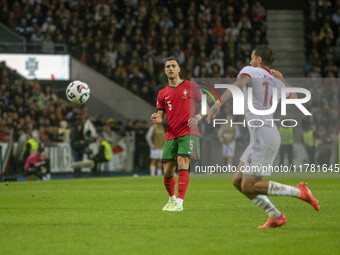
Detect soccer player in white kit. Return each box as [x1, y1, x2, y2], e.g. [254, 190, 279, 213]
[207, 45, 319, 228]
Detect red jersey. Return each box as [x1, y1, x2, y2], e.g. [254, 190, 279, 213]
[156, 80, 202, 140]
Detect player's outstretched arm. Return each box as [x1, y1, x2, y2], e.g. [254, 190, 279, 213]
[206, 75, 250, 123]
[270, 69, 298, 99]
[151, 110, 165, 125]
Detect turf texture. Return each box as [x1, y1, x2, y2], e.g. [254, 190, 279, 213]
[0, 176, 339, 255]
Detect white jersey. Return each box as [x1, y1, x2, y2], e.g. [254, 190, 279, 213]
[238, 66, 284, 176]
[238, 66, 286, 125]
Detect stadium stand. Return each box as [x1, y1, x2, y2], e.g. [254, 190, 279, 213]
[1, 0, 267, 105]
[0, 0, 270, 177]
[2, 1, 336, 178]
[0, 61, 142, 178]
[304, 0, 339, 78]
[303, 0, 339, 165]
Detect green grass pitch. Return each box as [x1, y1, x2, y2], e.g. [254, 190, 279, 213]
[1, 176, 339, 255]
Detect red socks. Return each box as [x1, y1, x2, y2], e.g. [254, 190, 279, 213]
[177, 170, 189, 199]
[164, 176, 176, 197]
[164, 170, 190, 199]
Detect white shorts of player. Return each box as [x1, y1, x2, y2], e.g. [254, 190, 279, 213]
[150, 149, 163, 160]
[222, 141, 236, 157]
[240, 125, 281, 177]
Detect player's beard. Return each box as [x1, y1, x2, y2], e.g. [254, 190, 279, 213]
[167, 72, 177, 80]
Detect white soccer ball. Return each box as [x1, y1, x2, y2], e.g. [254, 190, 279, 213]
[66, 80, 90, 104]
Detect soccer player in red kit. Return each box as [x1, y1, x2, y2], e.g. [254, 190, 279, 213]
[151, 57, 204, 211]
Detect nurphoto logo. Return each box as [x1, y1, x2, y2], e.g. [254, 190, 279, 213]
[200, 83, 312, 128]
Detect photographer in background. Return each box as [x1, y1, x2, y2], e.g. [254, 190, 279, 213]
[24, 147, 50, 180]
[91, 134, 113, 175]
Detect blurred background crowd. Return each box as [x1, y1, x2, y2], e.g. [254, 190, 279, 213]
[1, 0, 267, 105]
[0, 0, 338, 178]
[303, 0, 340, 165]
[304, 0, 340, 78]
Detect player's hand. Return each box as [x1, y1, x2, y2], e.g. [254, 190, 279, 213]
[270, 69, 283, 79]
[150, 113, 159, 124]
[206, 104, 220, 124]
[187, 117, 199, 129]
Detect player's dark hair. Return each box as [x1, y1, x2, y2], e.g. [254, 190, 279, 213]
[165, 57, 179, 66]
[254, 45, 275, 66]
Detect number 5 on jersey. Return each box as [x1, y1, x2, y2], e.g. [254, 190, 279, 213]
[167, 101, 172, 110]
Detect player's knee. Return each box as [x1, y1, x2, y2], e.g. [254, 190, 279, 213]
[177, 163, 187, 170]
[177, 157, 189, 170]
[164, 171, 172, 178]
[232, 178, 242, 191]
[241, 182, 255, 195]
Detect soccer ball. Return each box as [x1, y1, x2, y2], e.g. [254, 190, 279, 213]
[66, 80, 90, 104]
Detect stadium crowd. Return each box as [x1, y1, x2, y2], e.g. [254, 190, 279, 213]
[303, 0, 340, 165]
[0, 0, 338, 178]
[1, 0, 267, 105]
[304, 0, 340, 78]
[0, 61, 152, 176]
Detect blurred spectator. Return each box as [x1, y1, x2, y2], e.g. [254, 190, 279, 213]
[146, 123, 165, 176]
[94, 115, 106, 133]
[279, 126, 294, 166]
[58, 120, 70, 143]
[24, 146, 50, 181]
[134, 120, 149, 171]
[302, 120, 317, 164]
[41, 17, 56, 34]
[307, 66, 322, 79]
[30, 28, 44, 52]
[316, 125, 332, 164]
[41, 33, 54, 53]
[91, 134, 113, 175]
[217, 114, 236, 167]
[82, 115, 97, 141]
[23, 132, 39, 163]
[102, 124, 118, 147]
[70, 122, 87, 178]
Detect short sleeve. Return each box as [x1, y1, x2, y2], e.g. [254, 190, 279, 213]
[156, 90, 165, 110]
[238, 65, 254, 78]
[192, 82, 202, 102]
